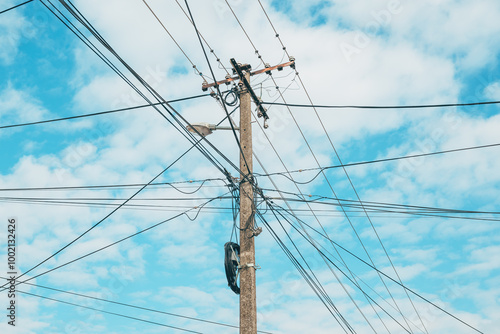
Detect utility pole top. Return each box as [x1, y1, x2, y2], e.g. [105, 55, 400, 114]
[202, 58, 296, 129]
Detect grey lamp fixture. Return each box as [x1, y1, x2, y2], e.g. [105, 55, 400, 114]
[186, 122, 239, 137]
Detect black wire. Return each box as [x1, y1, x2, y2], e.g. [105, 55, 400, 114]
[255, 142, 500, 184]
[262, 100, 500, 109]
[0, 93, 212, 129]
[263, 188, 500, 215]
[255, 211, 355, 333]
[7, 277, 275, 333]
[183, 0, 253, 179]
[49, 0, 231, 176]
[17, 290, 204, 334]
[277, 206, 485, 334]
[263, 190, 500, 221]
[267, 203, 413, 333]
[60, 0, 246, 182]
[1, 132, 207, 289]
[0, 178, 225, 192]
[0, 0, 33, 14]
[7, 194, 228, 291]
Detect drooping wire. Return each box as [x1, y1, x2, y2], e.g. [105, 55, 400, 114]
[0, 178, 226, 192]
[261, 100, 500, 109]
[7, 193, 230, 291]
[17, 290, 204, 334]
[10, 278, 274, 333]
[1, 127, 210, 289]
[173, 0, 232, 77]
[266, 202, 414, 333]
[0, 93, 211, 130]
[183, 0, 253, 181]
[142, 0, 205, 81]
[254, 210, 356, 333]
[254, 142, 500, 183]
[0, 0, 34, 15]
[223, 2, 416, 330]
[270, 204, 485, 334]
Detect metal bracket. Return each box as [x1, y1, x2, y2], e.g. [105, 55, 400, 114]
[238, 263, 261, 270]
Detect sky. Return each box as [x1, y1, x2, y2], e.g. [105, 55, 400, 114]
[1, 0, 500, 333]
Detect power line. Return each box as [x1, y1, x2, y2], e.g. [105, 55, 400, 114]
[173, 0, 232, 77]
[265, 203, 414, 334]
[261, 100, 500, 109]
[248, 89, 388, 330]
[0, 0, 33, 15]
[255, 211, 356, 333]
[183, 0, 252, 179]
[255, 142, 500, 184]
[225, 4, 410, 326]
[44, 0, 234, 177]
[0, 93, 212, 129]
[7, 278, 274, 334]
[5, 193, 229, 292]
[226, 1, 421, 329]
[278, 209, 485, 334]
[1, 125, 210, 289]
[0, 178, 225, 192]
[17, 290, 204, 334]
[267, 196, 500, 222]
[264, 190, 500, 216]
[18, 0, 244, 290]
[270, 202, 430, 332]
[142, 0, 203, 77]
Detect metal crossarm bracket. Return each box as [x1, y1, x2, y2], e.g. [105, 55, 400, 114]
[201, 60, 296, 92]
[230, 58, 269, 121]
[238, 263, 261, 270]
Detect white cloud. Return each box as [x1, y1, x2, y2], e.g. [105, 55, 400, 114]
[0, 86, 50, 126]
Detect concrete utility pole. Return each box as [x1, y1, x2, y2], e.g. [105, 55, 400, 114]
[238, 69, 257, 334]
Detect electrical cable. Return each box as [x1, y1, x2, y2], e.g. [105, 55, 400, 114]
[0, 93, 212, 129]
[270, 202, 429, 332]
[183, 0, 253, 181]
[266, 203, 414, 333]
[17, 290, 204, 334]
[255, 211, 355, 333]
[9, 278, 273, 333]
[223, 2, 419, 329]
[142, 0, 203, 78]
[261, 100, 500, 109]
[252, 150, 386, 333]
[7, 193, 229, 291]
[263, 189, 500, 217]
[6, 277, 275, 333]
[278, 208, 485, 334]
[0, 131, 208, 290]
[247, 104, 388, 330]
[0, 178, 226, 192]
[173, 0, 232, 77]
[47, 0, 237, 179]
[254, 142, 500, 184]
[0, 0, 33, 15]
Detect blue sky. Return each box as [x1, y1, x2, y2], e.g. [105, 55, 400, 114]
[1, 0, 500, 333]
